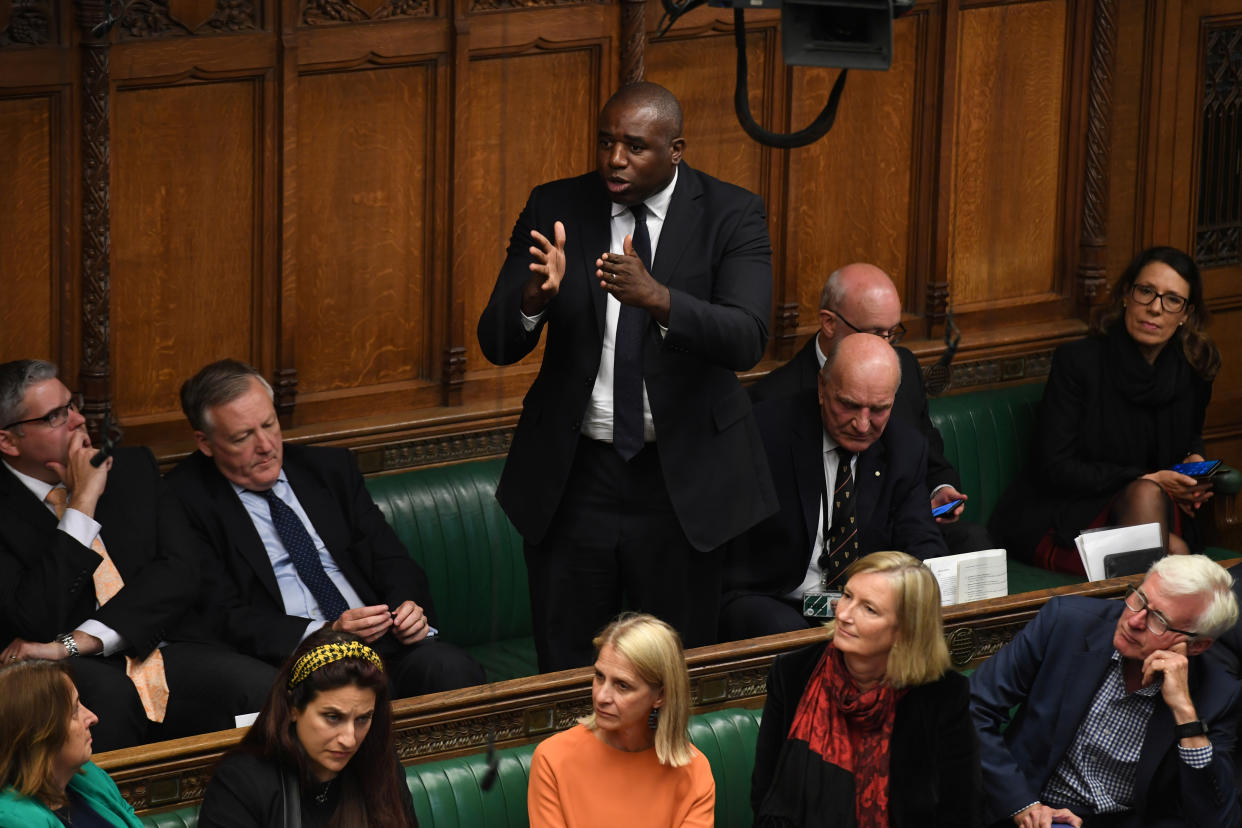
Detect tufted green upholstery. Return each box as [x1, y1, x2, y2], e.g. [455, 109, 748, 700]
[138, 707, 765, 828]
[364, 458, 536, 682]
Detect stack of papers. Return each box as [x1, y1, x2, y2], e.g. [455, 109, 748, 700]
[924, 548, 1008, 606]
[1074, 522, 1164, 581]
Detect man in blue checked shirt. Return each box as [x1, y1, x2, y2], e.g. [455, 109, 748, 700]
[970, 554, 1241, 828]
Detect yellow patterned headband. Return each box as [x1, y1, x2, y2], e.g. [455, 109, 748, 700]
[288, 641, 384, 689]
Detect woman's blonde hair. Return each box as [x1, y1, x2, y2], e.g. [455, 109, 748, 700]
[825, 551, 951, 688]
[0, 660, 77, 811]
[580, 613, 694, 767]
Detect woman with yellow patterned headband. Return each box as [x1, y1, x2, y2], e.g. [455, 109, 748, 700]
[198, 630, 416, 827]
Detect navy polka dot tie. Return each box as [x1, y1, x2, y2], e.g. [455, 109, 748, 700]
[256, 488, 350, 622]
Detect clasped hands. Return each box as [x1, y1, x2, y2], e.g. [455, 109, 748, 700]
[331, 601, 430, 645]
[1142, 454, 1213, 517]
[521, 221, 670, 324]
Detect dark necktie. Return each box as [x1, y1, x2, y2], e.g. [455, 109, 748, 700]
[613, 203, 650, 460]
[255, 488, 350, 622]
[818, 448, 858, 589]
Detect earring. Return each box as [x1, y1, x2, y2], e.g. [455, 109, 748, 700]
[648, 707, 660, 729]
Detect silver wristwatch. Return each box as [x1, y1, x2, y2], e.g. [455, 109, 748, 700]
[57, 633, 79, 657]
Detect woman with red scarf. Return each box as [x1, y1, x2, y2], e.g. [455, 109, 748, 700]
[751, 551, 980, 827]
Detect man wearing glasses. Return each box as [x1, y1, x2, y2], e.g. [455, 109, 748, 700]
[970, 555, 1241, 828]
[749, 262, 992, 555]
[0, 360, 275, 750]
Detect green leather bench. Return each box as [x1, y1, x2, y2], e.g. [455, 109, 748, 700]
[357, 381, 1239, 685]
[135, 707, 765, 828]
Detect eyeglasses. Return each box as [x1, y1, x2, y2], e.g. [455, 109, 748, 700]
[1123, 585, 1198, 638]
[1, 393, 83, 431]
[1130, 283, 1189, 314]
[827, 309, 907, 344]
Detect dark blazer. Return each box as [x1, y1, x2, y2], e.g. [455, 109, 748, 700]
[749, 336, 960, 491]
[0, 447, 209, 656]
[723, 390, 946, 596]
[166, 445, 435, 665]
[989, 333, 1211, 556]
[752, 641, 981, 828]
[476, 163, 778, 552]
[970, 596, 1240, 827]
[198, 751, 417, 828]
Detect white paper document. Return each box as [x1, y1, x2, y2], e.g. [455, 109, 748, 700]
[924, 548, 1008, 606]
[1074, 522, 1163, 581]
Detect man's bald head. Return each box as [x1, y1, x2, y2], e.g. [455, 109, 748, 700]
[818, 333, 902, 453]
[818, 263, 903, 351]
[602, 82, 683, 144]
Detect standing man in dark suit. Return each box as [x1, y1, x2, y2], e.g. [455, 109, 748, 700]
[971, 554, 1240, 828]
[720, 334, 947, 640]
[749, 262, 992, 554]
[477, 82, 777, 671]
[0, 359, 275, 751]
[167, 359, 484, 697]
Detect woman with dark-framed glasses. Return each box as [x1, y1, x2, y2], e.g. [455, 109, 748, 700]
[990, 246, 1222, 573]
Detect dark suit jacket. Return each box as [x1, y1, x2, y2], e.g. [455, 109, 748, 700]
[989, 332, 1212, 556]
[723, 390, 946, 596]
[0, 447, 208, 657]
[970, 596, 1240, 827]
[752, 641, 981, 827]
[749, 336, 960, 491]
[166, 445, 435, 665]
[476, 163, 778, 552]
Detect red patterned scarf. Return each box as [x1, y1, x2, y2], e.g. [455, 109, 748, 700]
[788, 642, 905, 828]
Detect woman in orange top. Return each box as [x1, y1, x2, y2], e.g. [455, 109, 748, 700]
[527, 613, 714, 827]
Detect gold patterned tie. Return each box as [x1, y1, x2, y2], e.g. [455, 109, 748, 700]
[45, 486, 170, 722]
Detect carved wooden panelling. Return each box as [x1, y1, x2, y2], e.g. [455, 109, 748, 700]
[462, 49, 597, 376]
[110, 80, 259, 420]
[1196, 23, 1242, 268]
[116, 0, 258, 39]
[781, 14, 921, 325]
[0, 95, 55, 361]
[294, 64, 435, 408]
[646, 27, 770, 201]
[950, 0, 1067, 307]
[0, 0, 51, 45]
[1203, 305, 1242, 433]
[301, 0, 428, 27]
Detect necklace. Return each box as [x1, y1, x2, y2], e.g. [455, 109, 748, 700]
[312, 779, 332, 805]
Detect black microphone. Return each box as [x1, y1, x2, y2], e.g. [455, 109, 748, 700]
[480, 729, 500, 791]
[90, 412, 123, 467]
[923, 307, 961, 397]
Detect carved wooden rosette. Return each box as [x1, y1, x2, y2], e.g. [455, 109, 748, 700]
[77, 4, 112, 439]
[0, 0, 53, 45]
[1075, 0, 1115, 307]
[618, 0, 644, 85]
[301, 0, 428, 26]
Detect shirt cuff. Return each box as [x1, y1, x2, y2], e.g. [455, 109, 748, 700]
[59, 508, 102, 551]
[1179, 742, 1213, 769]
[520, 309, 544, 332]
[929, 483, 953, 498]
[75, 620, 124, 657]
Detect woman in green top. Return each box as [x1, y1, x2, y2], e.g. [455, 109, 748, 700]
[0, 659, 141, 828]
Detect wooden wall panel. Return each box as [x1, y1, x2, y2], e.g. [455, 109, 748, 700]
[294, 63, 436, 412]
[646, 28, 771, 202]
[949, 0, 1067, 309]
[0, 94, 56, 362]
[111, 79, 259, 421]
[460, 48, 598, 380]
[781, 16, 921, 331]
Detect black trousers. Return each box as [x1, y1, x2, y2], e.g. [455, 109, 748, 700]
[718, 592, 814, 642]
[378, 635, 487, 699]
[524, 437, 719, 673]
[72, 642, 277, 752]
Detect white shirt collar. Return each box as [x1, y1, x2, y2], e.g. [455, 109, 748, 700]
[610, 166, 679, 222]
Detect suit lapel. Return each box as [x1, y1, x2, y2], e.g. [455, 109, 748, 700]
[0, 463, 58, 537]
[792, 399, 825, 551]
[854, 438, 885, 534]
[579, 180, 613, 337]
[200, 458, 285, 606]
[283, 453, 350, 557]
[651, 164, 701, 285]
[1048, 617, 1119, 761]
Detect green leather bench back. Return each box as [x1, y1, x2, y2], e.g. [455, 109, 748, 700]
[137, 707, 765, 828]
[927, 380, 1044, 527]
[364, 459, 535, 679]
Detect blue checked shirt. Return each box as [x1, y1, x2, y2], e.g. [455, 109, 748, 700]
[1041, 651, 1213, 814]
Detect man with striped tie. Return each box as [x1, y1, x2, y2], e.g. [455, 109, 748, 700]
[0, 359, 276, 750]
[719, 334, 947, 641]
